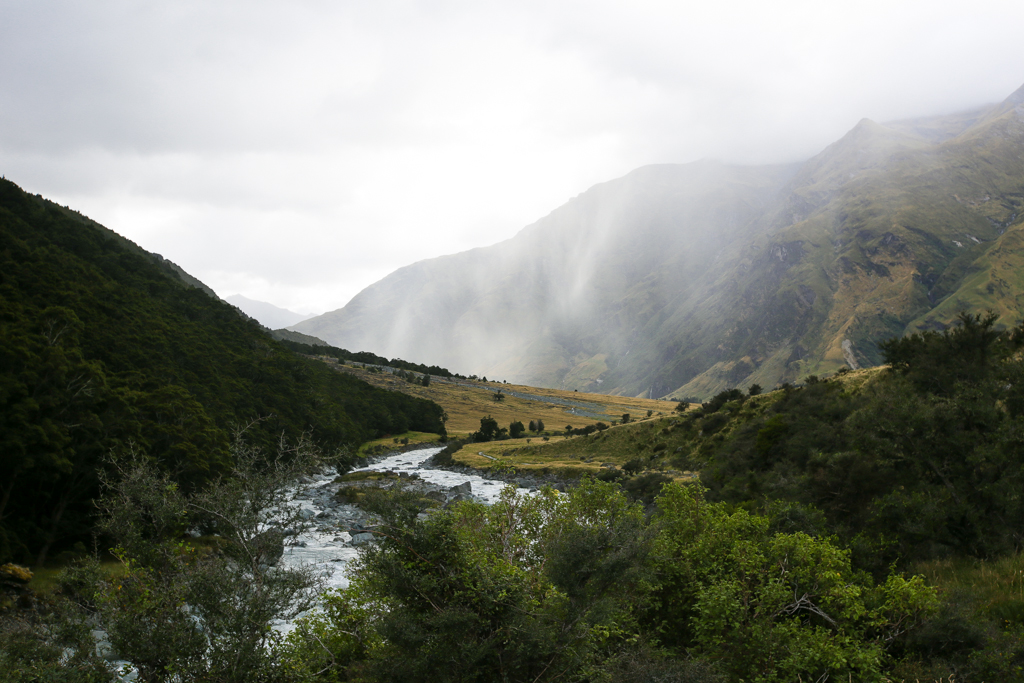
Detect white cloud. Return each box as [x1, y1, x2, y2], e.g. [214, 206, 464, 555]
[2, 0, 1022, 313]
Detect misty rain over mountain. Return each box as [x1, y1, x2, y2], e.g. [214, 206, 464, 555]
[293, 82, 1024, 400]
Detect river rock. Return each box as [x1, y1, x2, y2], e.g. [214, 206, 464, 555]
[449, 481, 472, 495]
[350, 532, 375, 546]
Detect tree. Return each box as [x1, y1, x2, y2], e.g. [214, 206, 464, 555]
[421, 373, 430, 387]
[534, 419, 545, 433]
[492, 390, 505, 403]
[622, 413, 631, 424]
[285, 479, 659, 682]
[748, 383, 762, 396]
[91, 432, 326, 683]
[473, 415, 502, 442]
[650, 483, 937, 683]
[879, 311, 1001, 396]
[509, 420, 525, 438]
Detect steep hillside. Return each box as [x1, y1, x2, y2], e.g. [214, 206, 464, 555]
[0, 180, 446, 565]
[295, 82, 1024, 399]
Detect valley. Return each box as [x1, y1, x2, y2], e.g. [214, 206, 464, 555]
[5, 81, 1024, 682]
[315, 355, 678, 435]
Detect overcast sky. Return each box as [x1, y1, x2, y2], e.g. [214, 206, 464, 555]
[2, 0, 1023, 315]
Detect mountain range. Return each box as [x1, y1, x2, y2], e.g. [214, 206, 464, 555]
[224, 293, 317, 329]
[292, 82, 1024, 399]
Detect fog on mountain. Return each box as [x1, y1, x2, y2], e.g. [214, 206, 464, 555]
[292, 82, 1024, 400]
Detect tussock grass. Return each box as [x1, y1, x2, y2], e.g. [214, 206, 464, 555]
[915, 553, 1024, 621]
[326, 363, 676, 436]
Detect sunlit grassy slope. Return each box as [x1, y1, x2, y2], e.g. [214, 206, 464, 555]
[321, 360, 677, 436]
[441, 366, 883, 478]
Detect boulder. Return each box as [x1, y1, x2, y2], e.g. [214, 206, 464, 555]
[449, 481, 472, 495]
[446, 493, 473, 505]
[350, 532, 376, 546]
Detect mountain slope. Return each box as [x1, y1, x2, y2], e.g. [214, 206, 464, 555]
[294, 83, 1024, 399]
[0, 180, 446, 564]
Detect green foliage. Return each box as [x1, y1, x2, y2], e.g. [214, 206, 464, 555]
[693, 315, 1024, 569]
[509, 420, 525, 438]
[90, 434, 326, 682]
[650, 483, 938, 683]
[0, 584, 115, 682]
[285, 479, 661, 682]
[880, 311, 1003, 396]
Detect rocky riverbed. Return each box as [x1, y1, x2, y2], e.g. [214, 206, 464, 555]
[275, 445, 558, 593]
[87, 444, 562, 678]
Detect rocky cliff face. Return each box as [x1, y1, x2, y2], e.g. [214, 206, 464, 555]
[294, 83, 1024, 399]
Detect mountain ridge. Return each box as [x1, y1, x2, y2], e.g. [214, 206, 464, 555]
[293, 84, 1024, 399]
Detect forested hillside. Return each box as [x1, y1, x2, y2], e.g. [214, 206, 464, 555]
[0, 179, 446, 565]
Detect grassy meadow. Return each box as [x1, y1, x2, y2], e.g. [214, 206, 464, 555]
[323, 360, 679, 436]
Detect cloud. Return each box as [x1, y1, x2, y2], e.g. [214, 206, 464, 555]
[2, 0, 1022, 313]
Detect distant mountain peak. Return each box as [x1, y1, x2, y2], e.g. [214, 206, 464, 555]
[1005, 81, 1024, 105]
[225, 294, 316, 329]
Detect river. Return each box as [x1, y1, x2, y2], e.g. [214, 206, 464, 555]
[273, 445, 517, 629]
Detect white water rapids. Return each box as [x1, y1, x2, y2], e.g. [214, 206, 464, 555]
[274, 445, 519, 629]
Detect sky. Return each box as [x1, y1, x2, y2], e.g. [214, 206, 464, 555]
[2, 0, 1023, 316]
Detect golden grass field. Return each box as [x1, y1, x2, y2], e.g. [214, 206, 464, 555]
[323, 359, 679, 436]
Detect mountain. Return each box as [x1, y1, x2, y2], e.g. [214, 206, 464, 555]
[0, 180, 445, 565]
[293, 82, 1024, 399]
[225, 293, 316, 329]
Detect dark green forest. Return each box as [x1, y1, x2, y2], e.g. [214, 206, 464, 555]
[0, 179, 446, 566]
[274, 338, 458, 379]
